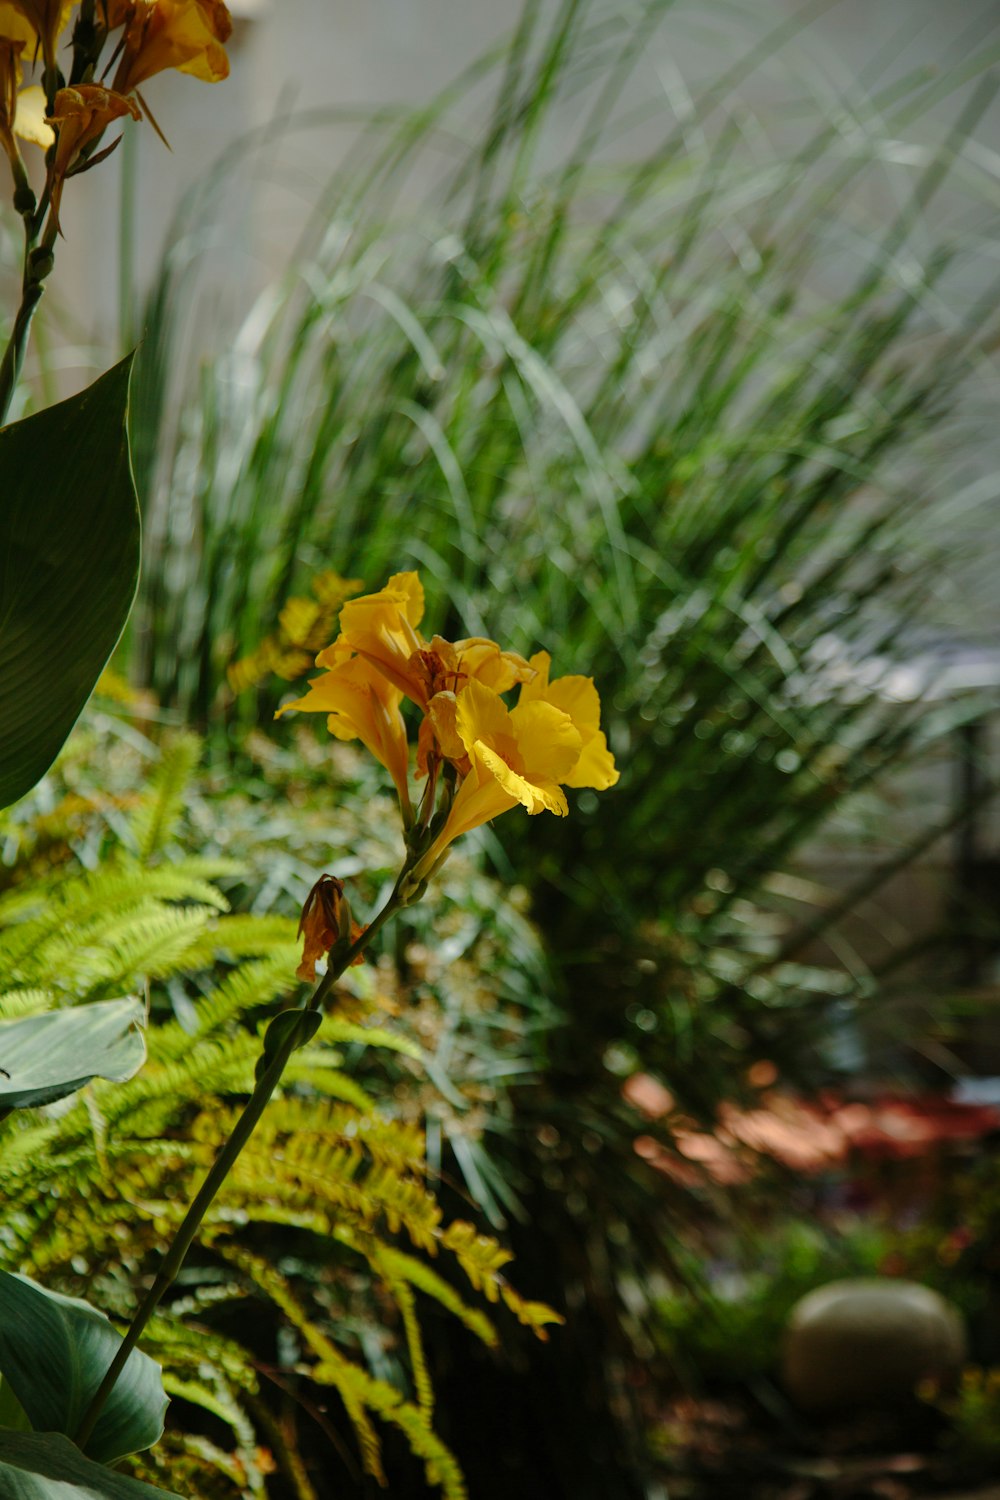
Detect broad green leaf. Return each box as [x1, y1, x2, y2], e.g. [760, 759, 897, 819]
[0, 1432, 177, 1498]
[0, 358, 141, 811]
[0, 999, 146, 1110]
[0, 1272, 167, 1465]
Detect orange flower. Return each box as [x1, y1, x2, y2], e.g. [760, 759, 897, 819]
[112, 0, 232, 94]
[46, 83, 138, 222]
[296, 874, 366, 984]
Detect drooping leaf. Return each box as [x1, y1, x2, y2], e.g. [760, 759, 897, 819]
[0, 358, 141, 811]
[0, 1272, 167, 1465]
[0, 998, 146, 1110]
[0, 1431, 177, 1499]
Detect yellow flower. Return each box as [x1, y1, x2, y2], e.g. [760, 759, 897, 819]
[0, 37, 32, 162]
[0, 0, 73, 68]
[0, 3, 36, 49]
[412, 679, 584, 878]
[518, 651, 619, 790]
[331, 572, 534, 716]
[276, 646, 412, 817]
[13, 80, 51, 144]
[329, 570, 428, 705]
[111, 0, 231, 94]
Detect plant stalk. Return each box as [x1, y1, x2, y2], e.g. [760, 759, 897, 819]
[0, 277, 44, 428]
[74, 876, 411, 1449]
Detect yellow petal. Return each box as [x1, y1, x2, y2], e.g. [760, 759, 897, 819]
[421, 690, 466, 767]
[541, 674, 602, 730]
[454, 678, 521, 765]
[14, 83, 52, 146]
[451, 636, 535, 694]
[517, 650, 552, 702]
[431, 759, 518, 845]
[337, 582, 427, 705]
[564, 728, 619, 790]
[509, 699, 582, 781]
[476, 744, 568, 815]
[383, 570, 425, 626]
[275, 656, 410, 807]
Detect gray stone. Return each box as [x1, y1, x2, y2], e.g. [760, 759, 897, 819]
[782, 1278, 967, 1414]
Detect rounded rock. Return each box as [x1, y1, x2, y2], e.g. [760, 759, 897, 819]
[782, 1277, 966, 1414]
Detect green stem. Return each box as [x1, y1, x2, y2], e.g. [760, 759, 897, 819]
[0, 212, 55, 428]
[74, 876, 412, 1450]
[0, 277, 43, 428]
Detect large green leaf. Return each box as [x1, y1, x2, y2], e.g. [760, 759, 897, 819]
[0, 1273, 167, 1466]
[0, 1432, 176, 1498]
[0, 359, 141, 811]
[0, 999, 146, 1110]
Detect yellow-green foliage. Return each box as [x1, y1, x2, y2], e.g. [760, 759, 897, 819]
[0, 722, 559, 1497]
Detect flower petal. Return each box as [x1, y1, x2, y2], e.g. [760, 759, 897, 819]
[14, 83, 52, 146]
[509, 699, 582, 782]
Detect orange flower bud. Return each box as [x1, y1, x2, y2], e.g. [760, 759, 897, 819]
[296, 874, 366, 984]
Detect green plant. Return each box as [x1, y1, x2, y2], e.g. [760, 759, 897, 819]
[0, 707, 562, 1496]
[933, 1367, 1000, 1467]
[124, 3, 1000, 1494]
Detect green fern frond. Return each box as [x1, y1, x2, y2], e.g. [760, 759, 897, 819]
[185, 953, 302, 1040]
[180, 914, 300, 967]
[372, 1244, 497, 1348]
[129, 731, 203, 860]
[218, 1247, 466, 1499]
[0, 987, 56, 1018]
[385, 1271, 434, 1416]
[278, 1061, 377, 1112]
[6, 903, 216, 994]
[0, 713, 552, 1496]
[500, 1285, 566, 1340]
[438, 1220, 515, 1299]
[318, 1019, 423, 1060]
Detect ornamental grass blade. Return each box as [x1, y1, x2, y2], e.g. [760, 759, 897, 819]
[0, 1432, 177, 1499]
[0, 358, 141, 811]
[0, 1272, 167, 1466]
[0, 997, 146, 1110]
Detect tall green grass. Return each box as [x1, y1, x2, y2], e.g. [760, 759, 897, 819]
[131, 0, 999, 976]
[126, 5, 1000, 1493]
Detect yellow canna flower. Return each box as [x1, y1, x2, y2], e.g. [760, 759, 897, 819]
[412, 679, 584, 880]
[111, 0, 231, 94]
[0, 0, 73, 69]
[518, 650, 619, 790]
[273, 571, 617, 880]
[13, 81, 51, 143]
[0, 37, 31, 164]
[276, 645, 412, 819]
[0, 4, 36, 49]
[328, 570, 428, 706]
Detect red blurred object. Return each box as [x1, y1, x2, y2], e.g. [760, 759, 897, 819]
[623, 1072, 1000, 1185]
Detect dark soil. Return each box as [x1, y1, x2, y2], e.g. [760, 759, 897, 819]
[652, 1391, 1000, 1500]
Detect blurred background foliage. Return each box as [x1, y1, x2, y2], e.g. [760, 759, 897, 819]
[4, 0, 1000, 1494]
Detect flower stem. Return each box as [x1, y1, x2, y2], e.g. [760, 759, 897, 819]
[74, 876, 412, 1450]
[0, 212, 55, 428]
[0, 279, 44, 427]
